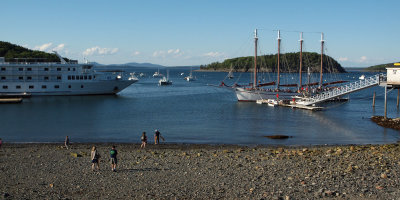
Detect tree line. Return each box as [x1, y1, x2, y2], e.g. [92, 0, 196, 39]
[200, 52, 346, 73]
[0, 41, 70, 62]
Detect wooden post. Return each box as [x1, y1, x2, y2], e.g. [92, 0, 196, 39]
[384, 86, 387, 120]
[397, 89, 399, 108]
[372, 91, 376, 108]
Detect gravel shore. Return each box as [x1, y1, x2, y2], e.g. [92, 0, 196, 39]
[1, 143, 400, 199]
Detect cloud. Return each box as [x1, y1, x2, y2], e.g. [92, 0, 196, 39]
[203, 52, 225, 58]
[52, 44, 65, 52]
[132, 51, 141, 56]
[34, 43, 53, 51]
[153, 49, 183, 58]
[83, 46, 119, 56]
[359, 56, 367, 62]
[338, 57, 348, 62]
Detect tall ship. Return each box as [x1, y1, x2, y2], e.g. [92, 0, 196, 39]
[0, 52, 138, 95]
[233, 29, 333, 102]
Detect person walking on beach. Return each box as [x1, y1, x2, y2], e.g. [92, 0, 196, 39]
[110, 146, 118, 172]
[154, 129, 165, 144]
[141, 132, 147, 148]
[91, 146, 100, 171]
[64, 136, 69, 149]
[0, 138, 2, 149]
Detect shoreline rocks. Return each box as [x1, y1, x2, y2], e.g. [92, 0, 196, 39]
[1, 143, 400, 199]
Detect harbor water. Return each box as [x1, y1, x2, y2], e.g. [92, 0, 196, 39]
[1, 67, 399, 145]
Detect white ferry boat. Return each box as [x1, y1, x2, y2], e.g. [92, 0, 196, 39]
[0, 52, 138, 96]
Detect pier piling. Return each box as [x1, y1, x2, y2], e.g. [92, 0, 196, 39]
[373, 92, 376, 108]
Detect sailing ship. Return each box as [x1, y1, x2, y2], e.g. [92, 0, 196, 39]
[0, 51, 138, 96]
[159, 70, 172, 86]
[231, 29, 342, 102]
[184, 67, 195, 81]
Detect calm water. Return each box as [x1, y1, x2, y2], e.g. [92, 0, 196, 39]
[1, 67, 399, 145]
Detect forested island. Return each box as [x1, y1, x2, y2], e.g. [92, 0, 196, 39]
[0, 41, 69, 62]
[364, 62, 400, 72]
[200, 52, 346, 73]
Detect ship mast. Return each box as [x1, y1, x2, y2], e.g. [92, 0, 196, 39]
[253, 29, 258, 88]
[277, 30, 281, 90]
[299, 32, 303, 91]
[319, 32, 324, 88]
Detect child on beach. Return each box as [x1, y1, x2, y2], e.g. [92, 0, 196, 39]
[141, 132, 147, 148]
[110, 146, 118, 172]
[91, 146, 100, 171]
[64, 136, 69, 149]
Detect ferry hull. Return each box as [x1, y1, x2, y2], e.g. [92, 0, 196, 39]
[0, 80, 137, 96]
[235, 87, 298, 102]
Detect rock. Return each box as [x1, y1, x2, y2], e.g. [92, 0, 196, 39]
[3, 193, 10, 198]
[264, 135, 292, 139]
[70, 152, 82, 157]
[375, 185, 384, 190]
[380, 173, 388, 179]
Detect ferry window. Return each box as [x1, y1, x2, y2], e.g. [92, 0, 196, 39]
[42, 85, 47, 89]
[2, 85, 7, 89]
[19, 68, 23, 71]
[54, 85, 59, 89]
[72, 76, 75, 80]
[68, 68, 70, 71]
[19, 76, 23, 80]
[44, 76, 49, 80]
[84, 75, 87, 80]
[94, 75, 96, 79]
[29, 85, 34, 89]
[81, 85, 84, 88]
[80, 75, 83, 80]
[27, 68, 32, 71]
[73, 68, 76, 71]
[27, 76, 32, 80]
[1, 67, 5, 71]
[1, 77, 5, 80]
[57, 68, 61, 71]
[89, 75, 92, 80]
[57, 76, 61, 80]
[76, 76, 80, 80]
[68, 75, 71, 80]
[44, 68, 49, 71]
[16, 85, 21, 89]
[68, 85, 71, 88]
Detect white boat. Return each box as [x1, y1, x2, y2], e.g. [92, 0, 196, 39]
[180, 72, 184, 76]
[255, 99, 279, 106]
[359, 75, 365, 80]
[184, 67, 195, 81]
[139, 73, 145, 77]
[0, 51, 138, 95]
[159, 70, 172, 86]
[227, 68, 234, 79]
[153, 68, 163, 78]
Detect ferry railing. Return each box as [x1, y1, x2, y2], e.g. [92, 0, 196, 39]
[302, 74, 383, 106]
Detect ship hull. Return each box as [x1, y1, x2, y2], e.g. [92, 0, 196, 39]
[235, 87, 299, 101]
[0, 80, 137, 96]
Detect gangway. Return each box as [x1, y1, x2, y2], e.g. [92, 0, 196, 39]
[298, 74, 386, 106]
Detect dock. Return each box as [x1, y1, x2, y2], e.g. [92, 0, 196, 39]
[0, 98, 23, 104]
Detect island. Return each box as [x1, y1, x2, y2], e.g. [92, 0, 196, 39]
[200, 52, 346, 73]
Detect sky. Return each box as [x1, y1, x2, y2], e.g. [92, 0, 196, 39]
[1, 0, 399, 67]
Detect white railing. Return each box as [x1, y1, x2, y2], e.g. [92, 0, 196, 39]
[301, 74, 384, 106]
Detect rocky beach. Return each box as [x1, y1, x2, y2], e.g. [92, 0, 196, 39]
[1, 142, 400, 199]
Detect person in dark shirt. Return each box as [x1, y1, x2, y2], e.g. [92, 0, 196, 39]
[154, 129, 165, 144]
[110, 146, 118, 172]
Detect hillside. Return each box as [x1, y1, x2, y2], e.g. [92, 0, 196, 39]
[364, 62, 400, 72]
[0, 41, 68, 62]
[200, 52, 346, 73]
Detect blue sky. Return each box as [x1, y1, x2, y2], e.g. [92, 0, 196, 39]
[1, 0, 399, 67]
